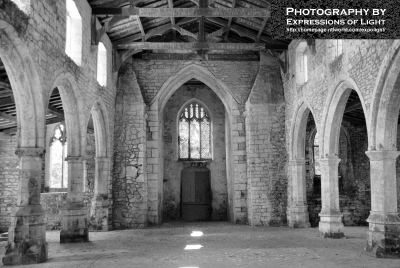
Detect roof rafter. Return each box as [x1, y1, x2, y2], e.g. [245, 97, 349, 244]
[92, 7, 270, 17]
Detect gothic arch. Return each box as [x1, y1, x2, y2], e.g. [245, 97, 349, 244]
[290, 101, 317, 160]
[49, 72, 83, 156]
[369, 42, 400, 150]
[0, 19, 45, 147]
[153, 64, 238, 113]
[320, 79, 368, 156]
[149, 64, 239, 224]
[88, 99, 110, 158]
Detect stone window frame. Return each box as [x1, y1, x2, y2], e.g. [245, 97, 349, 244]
[177, 99, 213, 161]
[48, 122, 68, 192]
[97, 42, 107, 87]
[65, 0, 83, 66]
[295, 41, 308, 85]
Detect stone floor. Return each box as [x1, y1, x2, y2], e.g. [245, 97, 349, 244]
[1, 222, 400, 268]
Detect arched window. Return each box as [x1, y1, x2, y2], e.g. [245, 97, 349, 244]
[97, 42, 107, 86]
[178, 102, 211, 160]
[65, 0, 82, 65]
[334, 39, 343, 58]
[49, 123, 68, 188]
[313, 131, 321, 176]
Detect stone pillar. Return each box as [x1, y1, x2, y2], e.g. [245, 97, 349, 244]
[318, 156, 344, 238]
[288, 159, 311, 228]
[60, 156, 88, 243]
[365, 150, 400, 258]
[90, 157, 110, 231]
[2, 148, 48, 265]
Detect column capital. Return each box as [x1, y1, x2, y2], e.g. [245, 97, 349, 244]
[65, 156, 84, 162]
[288, 158, 307, 166]
[365, 150, 400, 161]
[15, 147, 45, 158]
[317, 156, 341, 166]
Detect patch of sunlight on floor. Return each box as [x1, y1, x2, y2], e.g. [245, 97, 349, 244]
[190, 231, 203, 237]
[184, 244, 203, 250]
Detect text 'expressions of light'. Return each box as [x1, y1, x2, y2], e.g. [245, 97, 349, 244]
[184, 245, 203, 250]
[190, 231, 203, 237]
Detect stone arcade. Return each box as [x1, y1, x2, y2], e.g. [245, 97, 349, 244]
[0, 0, 399, 266]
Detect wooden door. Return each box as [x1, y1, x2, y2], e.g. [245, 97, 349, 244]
[181, 167, 211, 220]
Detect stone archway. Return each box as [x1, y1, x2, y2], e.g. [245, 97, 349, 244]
[319, 79, 368, 238]
[49, 72, 88, 243]
[365, 44, 400, 257]
[88, 99, 111, 231]
[147, 64, 241, 225]
[0, 18, 47, 265]
[287, 101, 316, 228]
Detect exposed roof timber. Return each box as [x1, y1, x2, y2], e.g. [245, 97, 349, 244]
[0, 97, 14, 107]
[142, 53, 259, 61]
[90, 0, 136, 8]
[47, 105, 65, 119]
[0, 80, 11, 91]
[92, 7, 270, 17]
[206, 26, 229, 39]
[172, 25, 198, 39]
[224, 0, 236, 39]
[344, 102, 363, 113]
[113, 18, 198, 45]
[206, 17, 283, 44]
[118, 42, 286, 50]
[136, 16, 146, 40]
[257, 17, 268, 40]
[0, 111, 16, 122]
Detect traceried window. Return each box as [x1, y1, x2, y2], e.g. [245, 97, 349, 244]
[178, 102, 211, 160]
[313, 131, 321, 176]
[49, 123, 68, 188]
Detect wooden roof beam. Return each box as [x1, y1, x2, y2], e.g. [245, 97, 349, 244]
[92, 7, 270, 17]
[344, 102, 363, 113]
[47, 105, 65, 119]
[256, 17, 268, 41]
[224, 0, 236, 40]
[118, 42, 287, 50]
[0, 111, 16, 122]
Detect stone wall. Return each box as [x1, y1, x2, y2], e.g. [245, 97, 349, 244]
[245, 53, 287, 226]
[0, 133, 18, 233]
[112, 64, 147, 229]
[162, 84, 227, 221]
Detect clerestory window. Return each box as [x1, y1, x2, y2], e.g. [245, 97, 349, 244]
[178, 101, 211, 160]
[49, 123, 68, 189]
[65, 0, 82, 65]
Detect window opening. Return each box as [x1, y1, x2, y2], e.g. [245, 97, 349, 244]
[303, 52, 308, 82]
[97, 42, 107, 86]
[65, 0, 82, 65]
[335, 40, 343, 57]
[50, 123, 68, 188]
[179, 102, 211, 160]
[313, 131, 320, 176]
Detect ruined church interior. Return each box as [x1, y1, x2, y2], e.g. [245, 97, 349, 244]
[0, 0, 400, 267]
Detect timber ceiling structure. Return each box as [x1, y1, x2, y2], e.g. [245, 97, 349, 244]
[89, 0, 290, 63]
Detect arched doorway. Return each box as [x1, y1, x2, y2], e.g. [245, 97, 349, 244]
[162, 82, 227, 222]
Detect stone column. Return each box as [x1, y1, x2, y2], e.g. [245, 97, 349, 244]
[60, 156, 88, 243]
[288, 159, 311, 228]
[365, 150, 400, 258]
[318, 156, 344, 238]
[2, 148, 48, 265]
[90, 157, 110, 231]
